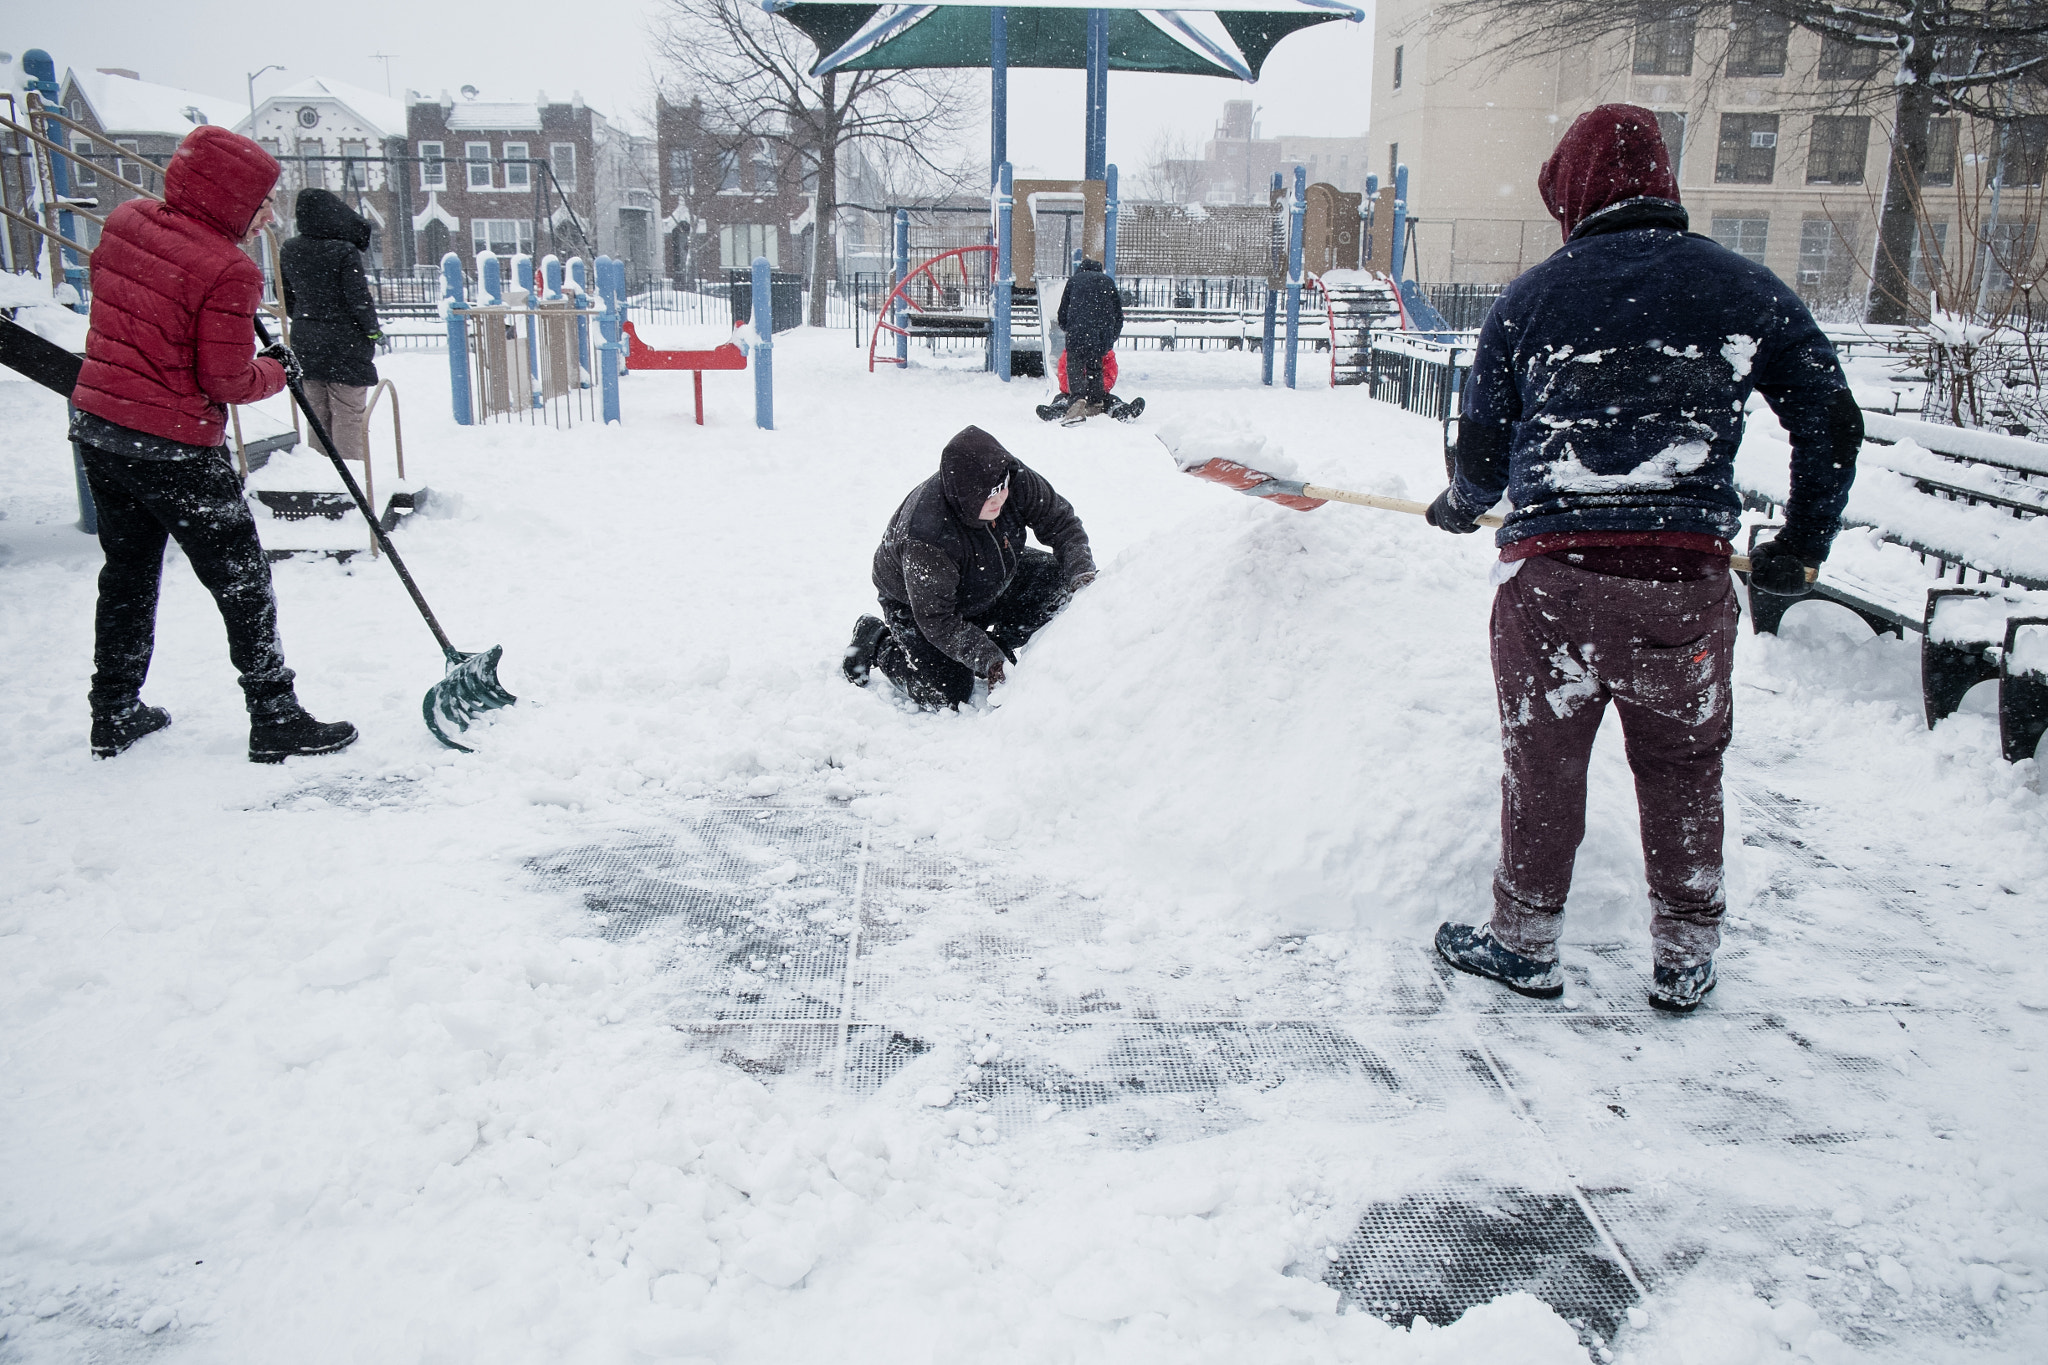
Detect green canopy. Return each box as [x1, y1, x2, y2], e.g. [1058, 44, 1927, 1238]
[775, 4, 1344, 80]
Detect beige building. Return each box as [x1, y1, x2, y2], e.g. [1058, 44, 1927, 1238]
[1371, 0, 2041, 314]
[1162, 99, 1373, 205]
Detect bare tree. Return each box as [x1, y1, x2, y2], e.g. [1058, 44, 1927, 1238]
[653, 0, 972, 326]
[1428, 0, 2048, 323]
[1139, 131, 1209, 204]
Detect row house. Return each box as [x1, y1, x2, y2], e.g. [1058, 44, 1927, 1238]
[242, 77, 408, 271]
[655, 94, 820, 283]
[44, 68, 242, 255]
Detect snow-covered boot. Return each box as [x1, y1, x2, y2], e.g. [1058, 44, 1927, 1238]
[843, 615, 888, 686]
[249, 704, 358, 764]
[1110, 396, 1145, 423]
[90, 702, 171, 759]
[1036, 393, 1075, 422]
[1648, 959, 1717, 1014]
[1060, 397, 1103, 427]
[1434, 922, 1565, 999]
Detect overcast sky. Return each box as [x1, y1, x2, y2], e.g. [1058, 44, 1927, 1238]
[16, 0, 1373, 180]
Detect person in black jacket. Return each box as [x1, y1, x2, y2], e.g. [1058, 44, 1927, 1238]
[1424, 104, 1860, 1015]
[844, 426, 1097, 709]
[280, 189, 381, 464]
[1043, 259, 1137, 421]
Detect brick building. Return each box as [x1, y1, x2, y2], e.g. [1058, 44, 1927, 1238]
[655, 94, 820, 283]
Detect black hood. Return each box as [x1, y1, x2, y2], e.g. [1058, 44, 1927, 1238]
[293, 188, 372, 251]
[939, 426, 1013, 523]
[1075, 258, 1105, 273]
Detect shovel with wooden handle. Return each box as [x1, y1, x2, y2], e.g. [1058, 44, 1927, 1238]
[1162, 437, 1814, 581]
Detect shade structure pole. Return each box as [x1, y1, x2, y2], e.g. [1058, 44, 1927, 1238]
[991, 7, 1008, 187]
[894, 208, 910, 368]
[1084, 9, 1108, 182]
[1285, 163, 1305, 389]
[1104, 163, 1119, 277]
[995, 161, 1014, 382]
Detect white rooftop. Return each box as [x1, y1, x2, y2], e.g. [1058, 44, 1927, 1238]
[256, 76, 407, 138]
[69, 69, 243, 138]
[446, 102, 546, 132]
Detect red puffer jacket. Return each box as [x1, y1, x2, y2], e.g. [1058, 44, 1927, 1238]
[73, 125, 287, 447]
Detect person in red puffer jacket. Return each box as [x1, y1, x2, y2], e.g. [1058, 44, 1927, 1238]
[70, 124, 356, 764]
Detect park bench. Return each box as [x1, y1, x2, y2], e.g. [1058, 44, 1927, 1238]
[1736, 411, 2048, 762]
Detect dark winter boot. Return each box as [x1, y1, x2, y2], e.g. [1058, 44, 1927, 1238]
[249, 704, 358, 764]
[1434, 922, 1565, 999]
[1648, 959, 1717, 1014]
[1060, 397, 1103, 427]
[1036, 393, 1075, 422]
[843, 615, 888, 686]
[90, 702, 171, 759]
[1110, 396, 1146, 423]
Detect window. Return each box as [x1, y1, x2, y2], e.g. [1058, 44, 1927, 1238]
[1922, 118, 1958, 186]
[70, 137, 97, 186]
[504, 141, 530, 189]
[1633, 8, 1697, 76]
[719, 223, 778, 268]
[1909, 222, 1948, 292]
[550, 143, 576, 191]
[295, 138, 323, 190]
[1716, 113, 1779, 183]
[1388, 143, 1399, 184]
[1806, 116, 1870, 185]
[1819, 34, 1881, 79]
[340, 138, 369, 190]
[752, 152, 777, 194]
[718, 149, 742, 192]
[259, 137, 284, 160]
[1393, 45, 1404, 90]
[1980, 222, 2039, 296]
[470, 218, 534, 257]
[1726, 2, 1789, 77]
[1710, 213, 1769, 265]
[2003, 116, 2048, 187]
[668, 149, 694, 198]
[466, 141, 492, 190]
[1798, 217, 1859, 299]
[1654, 111, 1687, 178]
[115, 139, 142, 183]
[419, 140, 445, 189]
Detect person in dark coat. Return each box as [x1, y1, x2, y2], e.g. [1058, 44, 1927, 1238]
[70, 125, 356, 763]
[1043, 259, 1136, 421]
[280, 188, 381, 465]
[843, 426, 1097, 709]
[1425, 104, 1860, 1014]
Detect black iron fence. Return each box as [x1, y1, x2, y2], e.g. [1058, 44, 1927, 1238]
[1417, 282, 1506, 331]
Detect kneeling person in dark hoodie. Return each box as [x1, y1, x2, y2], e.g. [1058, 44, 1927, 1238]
[844, 426, 1097, 709]
[280, 188, 382, 465]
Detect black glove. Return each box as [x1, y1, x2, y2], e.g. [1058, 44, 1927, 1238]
[1425, 487, 1482, 534]
[260, 341, 303, 386]
[1747, 538, 1818, 597]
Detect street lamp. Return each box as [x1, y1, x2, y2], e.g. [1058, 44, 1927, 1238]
[247, 64, 285, 124]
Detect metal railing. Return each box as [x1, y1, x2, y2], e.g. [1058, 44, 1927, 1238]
[459, 302, 599, 428]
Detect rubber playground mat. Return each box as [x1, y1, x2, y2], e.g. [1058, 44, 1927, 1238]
[531, 794, 2008, 1356]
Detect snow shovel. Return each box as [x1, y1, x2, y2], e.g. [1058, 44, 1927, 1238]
[254, 317, 515, 751]
[1162, 436, 1798, 578]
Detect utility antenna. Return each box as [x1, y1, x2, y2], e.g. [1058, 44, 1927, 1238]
[368, 52, 397, 96]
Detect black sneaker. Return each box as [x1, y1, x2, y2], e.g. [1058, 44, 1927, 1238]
[1036, 393, 1075, 422]
[1648, 959, 1717, 1014]
[249, 707, 358, 764]
[1110, 396, 1145, 423]
[1434, 922, 1565, 999]
[842, 615, 888, 686]
[90, 703, 171, 759]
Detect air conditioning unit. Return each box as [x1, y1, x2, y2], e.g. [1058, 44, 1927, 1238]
[1751, 131, 1778, 149]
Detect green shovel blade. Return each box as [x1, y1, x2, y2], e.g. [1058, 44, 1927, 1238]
[423, 645, 516, 752]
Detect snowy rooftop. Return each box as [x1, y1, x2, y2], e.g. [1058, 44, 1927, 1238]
[68, 68, 242, 138]
[445, 101, 547, 132]
[252, 76, 407, 139]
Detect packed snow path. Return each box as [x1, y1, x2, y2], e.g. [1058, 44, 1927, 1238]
[3, 338, 2045, 1364]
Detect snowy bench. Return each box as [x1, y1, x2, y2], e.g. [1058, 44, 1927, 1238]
[1736, 412, 2048, 761]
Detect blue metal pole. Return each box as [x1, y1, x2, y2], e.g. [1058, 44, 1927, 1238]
[569, 257, 593, 387]
[1084, 11, 1108, 182]
[516, 255, 541, 406]
[995, 161, 1014, 383]
[752, 255, 774, 430]
[442, 253, 474, 426]
[990, 8, 1009, 188]
[1261, 172, 1280, 386]
[1363, 172, 1379, 263]
[22, 52, 87, 306]
[1285, 165, 1305, 389]
[1390, 163, 1409, 285]
[1104, 164, 1119, 277]
[480, 252, 503, 306]
[893, 208, 910, 368]
[596, 254, 622, 424]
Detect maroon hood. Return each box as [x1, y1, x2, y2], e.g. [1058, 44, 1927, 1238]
[1538, 104, 1679, 242]
[164, 125, 279, 243]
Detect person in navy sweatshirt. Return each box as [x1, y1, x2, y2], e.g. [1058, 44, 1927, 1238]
[1425, 104, 1861, 1013]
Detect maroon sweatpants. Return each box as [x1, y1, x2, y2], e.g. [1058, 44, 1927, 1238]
[1488, 555, 1737, 969]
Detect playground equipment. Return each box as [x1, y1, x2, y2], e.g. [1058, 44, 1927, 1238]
[617, 322, 746, 424]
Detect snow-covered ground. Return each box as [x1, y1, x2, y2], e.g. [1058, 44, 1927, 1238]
[2, 333, 2045, 1364]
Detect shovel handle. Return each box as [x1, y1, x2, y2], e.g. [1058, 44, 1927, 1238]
[1296, 483, 1815, 582]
